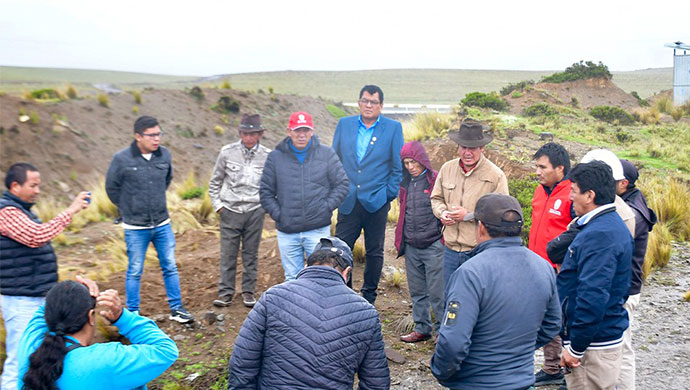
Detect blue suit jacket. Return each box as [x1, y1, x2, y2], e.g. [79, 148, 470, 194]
[332, 115, 404, 214]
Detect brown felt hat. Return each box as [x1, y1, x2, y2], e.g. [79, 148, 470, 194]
[239, 114, 264, 133]
[448, 118, 493, 147]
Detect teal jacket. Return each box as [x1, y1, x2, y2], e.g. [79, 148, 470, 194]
[17, 307, 178, 390]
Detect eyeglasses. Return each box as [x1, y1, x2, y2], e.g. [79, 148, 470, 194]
[141, 132, 164, 138]
[359, 98, 381, 106]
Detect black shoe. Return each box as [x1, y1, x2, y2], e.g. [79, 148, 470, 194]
[558, 383, 568, 390]
[534, 369, 565, 386]
[242, 292, 256, 308]
[213, 296, 233, 307]
[170, 307, 194, 323]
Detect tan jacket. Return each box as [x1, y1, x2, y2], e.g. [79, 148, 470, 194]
[430, 155, 509, 251]
[209, 141, 271, 214]
[614, 195, 636, 237]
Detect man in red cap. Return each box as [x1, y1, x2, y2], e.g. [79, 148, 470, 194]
[260, 112, 349, 281]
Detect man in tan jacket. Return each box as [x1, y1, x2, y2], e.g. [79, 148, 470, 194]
[430, 118, 509, 286]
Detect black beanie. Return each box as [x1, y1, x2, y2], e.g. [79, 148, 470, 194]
[133, 116, 159, 134]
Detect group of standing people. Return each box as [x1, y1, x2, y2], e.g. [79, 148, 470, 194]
[0, 82, 658, 390]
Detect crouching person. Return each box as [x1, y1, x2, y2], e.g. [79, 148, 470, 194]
[394, 141, 444, 343]
[17, 276, 178, 390]
[228, 236, 390, 390]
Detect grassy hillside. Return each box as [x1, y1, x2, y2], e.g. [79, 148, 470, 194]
[0, 66, 673, 103]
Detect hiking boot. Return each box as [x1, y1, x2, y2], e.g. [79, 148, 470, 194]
[213, 296, 233, 307]
[170, 307, 194, 324]
[400, 331, 431, 343]
[534, 369, 565, 386]
[242, 292, 257, 308]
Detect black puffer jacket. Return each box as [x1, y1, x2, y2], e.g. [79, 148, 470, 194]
[0, 191, 57, 296]
[228, 266, 390, 389]
[259, 135, 349, 233]
[105, 141, 172, 226]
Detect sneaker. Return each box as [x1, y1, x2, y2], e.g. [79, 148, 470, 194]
[213, 296, 233, 307]
[534, 369, 565, 386]
[169, 307, 194, 324]
[242, 292, 256, 308]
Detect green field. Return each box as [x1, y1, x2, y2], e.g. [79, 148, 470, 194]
[0, 66, 673, 103]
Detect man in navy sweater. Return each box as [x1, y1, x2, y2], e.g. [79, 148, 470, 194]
[558, 161, 633, 390]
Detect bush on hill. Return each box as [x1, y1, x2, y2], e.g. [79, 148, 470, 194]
[31, 88, 61, 100]
[589, 105, 635, 125]
[508, 177, 539, 245]
[213, 96, 240, 113]
[500, 80, 535, 96]
[523, 103, 558, 117]
[542, 61, 612, 83]
[461, 92, 507, 111]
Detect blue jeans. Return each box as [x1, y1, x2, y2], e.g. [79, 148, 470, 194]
[1, 295, 45, 390]
[277, 225, 331, 281]
[442, 246, 471, 292]
[125, 223, 182, 312]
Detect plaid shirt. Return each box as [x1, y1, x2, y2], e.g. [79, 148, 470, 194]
[0, 207, 71, 248]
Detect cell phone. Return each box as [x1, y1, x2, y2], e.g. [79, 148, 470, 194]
[86, 192, 92, 204]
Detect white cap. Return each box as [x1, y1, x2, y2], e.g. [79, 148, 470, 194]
[580, 149, 625, 181]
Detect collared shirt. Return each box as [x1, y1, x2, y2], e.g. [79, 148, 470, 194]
[0, 207, 72, 248]
[356, 116, 380, 163]
[577, 203, 616, 226]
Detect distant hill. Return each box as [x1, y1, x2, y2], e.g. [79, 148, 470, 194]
[0, 66, 673, 103]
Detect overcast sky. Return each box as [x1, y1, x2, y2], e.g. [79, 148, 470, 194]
[1, 0, 689, 76]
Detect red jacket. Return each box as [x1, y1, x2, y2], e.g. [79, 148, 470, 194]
[528, 180, 573, 267]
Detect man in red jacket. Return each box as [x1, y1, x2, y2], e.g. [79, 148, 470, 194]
[528, 142, 575, 388]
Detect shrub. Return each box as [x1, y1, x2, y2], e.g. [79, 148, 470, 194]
[29, 111, 40, 124]
[671, 107, 684, 122]
[631, 91, 648, 107]
[542, 61, 612, 83]
[635, 108, 660, 125]
[189, 86, 205, 101]
[31, 88, 61, 100]
[213, 125, 225, 136]
[212, 96, 240, 113]
[655, 97, 673, 114]
[402, 112, 453, 141]
[133, 91, 142, 104]
[180, 187, 204, 200]
[385, 267, 405, 288]
[500, 80, 534, 96]
[523, 103, 558, 117]
[326, 104, 347, 119]
[589, 106, 635, 125]
[511, 91, 524, 98]
[97, 93, 109, 108]
[682, 101, 690, 116]
[132, 106, 139, 114]
[461, 92, 508, 111]
[65, 85, 78, 99]
[268, 86, 274, 94]
[508, 177, 539, 245]
[220, 80, 231, 89]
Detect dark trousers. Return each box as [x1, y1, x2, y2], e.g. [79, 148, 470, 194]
[336, 200, 390, 304]
[218, 207, 265, 298]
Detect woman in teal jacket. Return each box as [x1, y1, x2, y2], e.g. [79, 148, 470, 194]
[17, 276, 178, 390]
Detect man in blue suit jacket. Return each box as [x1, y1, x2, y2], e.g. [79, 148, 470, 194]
[332, 85, 404, 304]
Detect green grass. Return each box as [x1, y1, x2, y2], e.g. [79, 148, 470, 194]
[326, 104, 348, 119]
[0, 66, 672, 101]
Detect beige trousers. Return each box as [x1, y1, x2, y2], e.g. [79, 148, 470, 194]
[565, 345, 623, 390]
[616, 293, 640, 390]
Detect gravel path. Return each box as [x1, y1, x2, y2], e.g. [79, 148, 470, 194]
[391, 242, 690, 390]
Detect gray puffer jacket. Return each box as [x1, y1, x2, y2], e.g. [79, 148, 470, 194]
[259, 135, 349, 233]
[228, 266, 390, 389]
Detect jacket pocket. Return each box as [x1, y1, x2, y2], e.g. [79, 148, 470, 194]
[225, 162, 241, 184]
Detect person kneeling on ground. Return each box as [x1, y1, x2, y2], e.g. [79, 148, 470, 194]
[394, 141, 444, 343]
[17, 276, 178, 390]
[228, 236, 390, 389]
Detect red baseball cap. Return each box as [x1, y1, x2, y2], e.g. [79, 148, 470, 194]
[288, 111, 314, 130]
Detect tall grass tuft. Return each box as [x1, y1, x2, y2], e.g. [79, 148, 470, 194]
[97, 93, 109, 108]
[642, 177, 690, 241]
[683, 290, 690, 302]
[385, 267, 405, 288]
[655, 97, 673, 114]
[402, 112, 453, 141]
[387, 199, 400, 224]
[133, 91, 142, 104]
[642, 222, 672, 280]
[65, 85, 78, 99]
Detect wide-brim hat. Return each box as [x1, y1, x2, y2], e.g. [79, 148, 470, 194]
[239, 114, 264, 133]
[448, 118, 493, 147]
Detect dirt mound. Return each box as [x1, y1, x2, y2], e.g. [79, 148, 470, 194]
[0, 89, 352, 200]
[506, 78, 641, 115]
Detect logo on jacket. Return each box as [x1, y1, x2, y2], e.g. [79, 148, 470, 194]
[549, 199, 563, 216]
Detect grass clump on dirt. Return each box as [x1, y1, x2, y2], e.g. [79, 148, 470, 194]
[589, 106, 635, 125]
[326, 104, 347, 119]
[97, 93, 109, 108]
[542, 60, 612, 83]
[189, 86, 205, 101]
[65, 85, 78, 99]
[385, 267, 405, 288]
[461, 92, 508, 111]
[220, 80, 231, 89]
[523, 103, 558, 117]
[133, 91, 142, 104]
[500, 80, 534, 96]
[402, 112, 453, 141]
[212, 96, 240, 114]
[31, 88, 62, 100]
